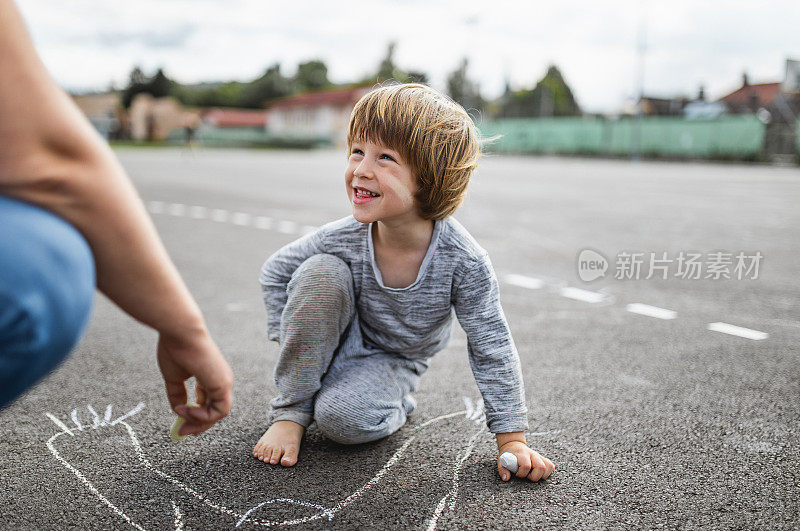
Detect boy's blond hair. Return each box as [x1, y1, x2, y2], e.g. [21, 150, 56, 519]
[346, 83, 481, 220]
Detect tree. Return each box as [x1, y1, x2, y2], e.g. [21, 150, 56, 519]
[293, 60, 331, 92]
[149, 68, 172, 98]
[446, 57, 485, 114]
[496, 64, 581, 118]
[377, 42, 399, 81]
[121, 66, 176, 108]
[215, 82, 245, 107]
[368, 42, 429, 85]
[121, 66, 147, 108]
[405, 71, 428, 84]
[238, 64, 292, 108]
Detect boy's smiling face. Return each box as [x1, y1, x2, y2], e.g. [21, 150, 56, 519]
[345, 139, 423, 225]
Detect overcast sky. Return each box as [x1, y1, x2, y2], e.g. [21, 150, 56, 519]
[16, 0, 800, 113]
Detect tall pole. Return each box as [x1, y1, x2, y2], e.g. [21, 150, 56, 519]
[632, 0, 648, 162]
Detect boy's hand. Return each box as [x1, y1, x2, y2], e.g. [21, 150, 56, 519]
[497, 440, 555, 482]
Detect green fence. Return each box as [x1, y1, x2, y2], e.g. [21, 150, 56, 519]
[797, 117, 800, 153]
[479, 115, 768, 159]
[165, 127, 329, 148]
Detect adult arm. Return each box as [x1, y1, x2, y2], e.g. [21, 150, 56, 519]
[0, 0, 232, 435]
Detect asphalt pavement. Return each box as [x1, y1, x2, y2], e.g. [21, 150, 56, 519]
[1, 147, 798, 530]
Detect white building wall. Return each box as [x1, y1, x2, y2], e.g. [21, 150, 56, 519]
[267, 103, 356, 145]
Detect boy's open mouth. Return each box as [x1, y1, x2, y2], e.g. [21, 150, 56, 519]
[354, 186, 380, 199]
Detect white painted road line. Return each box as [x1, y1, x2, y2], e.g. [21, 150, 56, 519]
[278, 220, 298, 234]
[231, 212, 251, 226]
[189, 205, 207, 219]
[168, 203, 186, 216]
[559, 286, 607, 303]
[707, 322, 768, 340]
[210, 209, 228, 223]
[503, 274, 545, 290]
[626, 303, 678, 320]
[254, 216, 273, 230]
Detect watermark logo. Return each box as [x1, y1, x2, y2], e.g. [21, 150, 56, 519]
[577, 248, 609, 282]
[577, 249, 763, 281]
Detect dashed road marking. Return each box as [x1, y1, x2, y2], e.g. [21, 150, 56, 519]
[559, 286, 607, 303]
[146, 200, 769, 342]
[225, 302, 246, 312]
[210, 209, 229, 223]
[707, 322, 768, 340]
[503, 274, 544, 290]
[278, 220, 298, 234]
[626, 303, 677, 320]
[231, 212, 251, 226]
[189, 205, 207, 219]
[148, 200, 314, 237]
[168, 203, 186, 217]
[254, 216, 273, 230]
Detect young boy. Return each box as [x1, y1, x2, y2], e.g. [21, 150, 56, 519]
[253, 83, 555, 483]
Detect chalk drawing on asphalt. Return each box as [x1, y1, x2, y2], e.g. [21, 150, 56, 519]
[44, 399, 560, 529]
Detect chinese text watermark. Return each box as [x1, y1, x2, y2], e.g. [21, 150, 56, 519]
[577, 249, 763, 282]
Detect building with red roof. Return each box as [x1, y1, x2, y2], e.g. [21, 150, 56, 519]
[265, 85, 373, 146]
[717, 74, 783, 114]
[202, 108, 268, 128]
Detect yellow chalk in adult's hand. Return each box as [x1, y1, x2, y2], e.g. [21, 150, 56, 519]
[170, 401, 199, 441]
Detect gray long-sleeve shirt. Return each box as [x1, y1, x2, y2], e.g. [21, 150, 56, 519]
[259, 215, 529, 434]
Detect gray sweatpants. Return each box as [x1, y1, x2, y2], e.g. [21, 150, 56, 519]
[267, 253, 427, 445]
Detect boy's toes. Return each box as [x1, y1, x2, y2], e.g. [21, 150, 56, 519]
[269, 447, 282, 465]
[281, 444, 299, 467]
[254, 443, 269, 461]
[253, 434, 268, 457]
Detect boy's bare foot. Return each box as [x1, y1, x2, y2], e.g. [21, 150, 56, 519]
[252, 420, 305, 466]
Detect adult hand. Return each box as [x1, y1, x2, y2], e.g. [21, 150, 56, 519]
[157, 328, 233, 436]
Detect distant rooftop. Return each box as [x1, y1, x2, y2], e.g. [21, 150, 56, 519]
[202, 108, 267, 127]
[267, 85, 372, 110]
[718, 82, 782, 110]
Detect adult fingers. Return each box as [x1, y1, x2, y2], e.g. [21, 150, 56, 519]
[178, 418, 214, 437]
[195, 385, 207, 406]
[164, 378, 188, 413]
[195, 377, 233, 423]
[174, 384, 231, 435]
[191, 347, 234, 424]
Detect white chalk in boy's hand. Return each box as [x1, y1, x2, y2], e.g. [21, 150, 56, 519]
[499, 452, 519, 474]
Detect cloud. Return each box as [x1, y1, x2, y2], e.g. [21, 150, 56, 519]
[91, 25, 196, 49]
[14, 0, 800, 112]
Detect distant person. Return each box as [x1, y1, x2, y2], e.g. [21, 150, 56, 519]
[253, 83, 555, 483]
[0, 0, 233, 437]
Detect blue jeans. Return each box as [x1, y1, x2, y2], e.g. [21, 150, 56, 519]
[0, 195, 95, 408]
